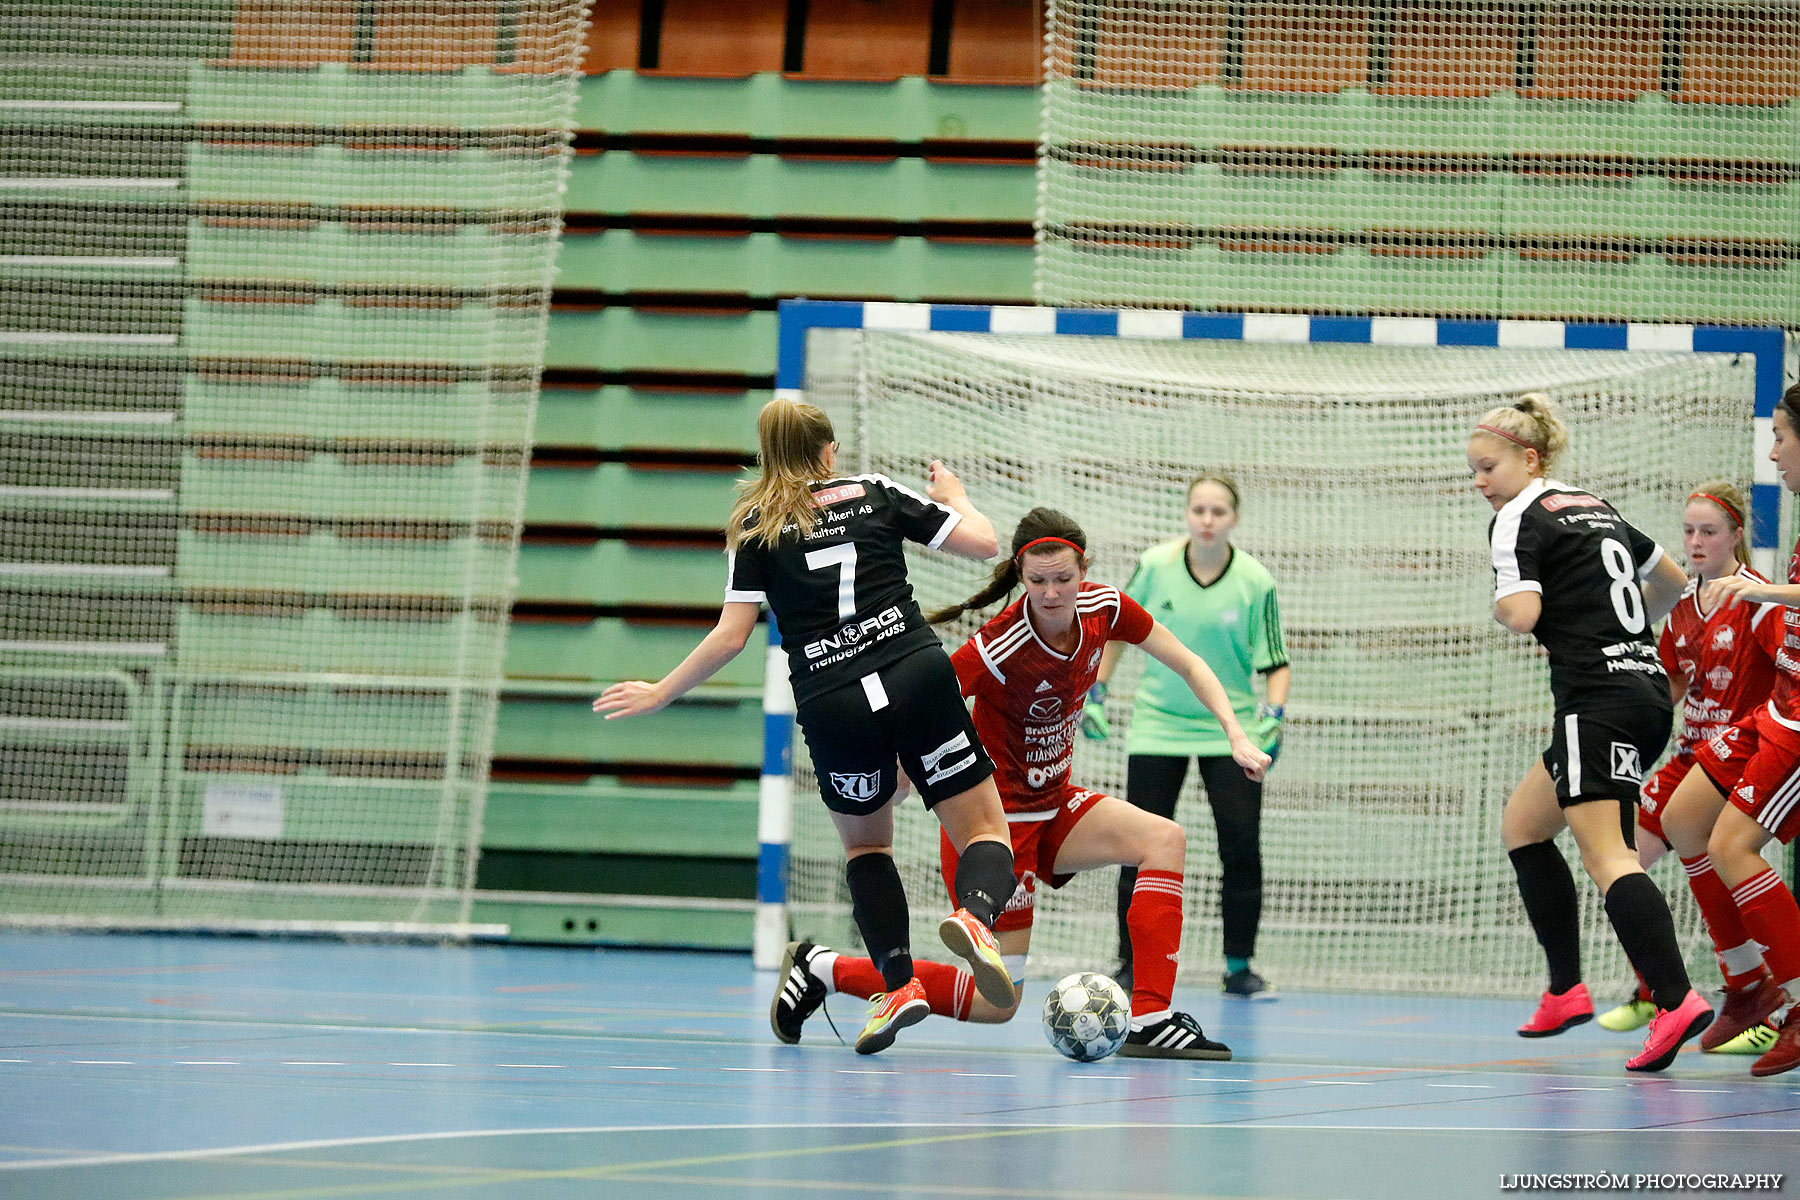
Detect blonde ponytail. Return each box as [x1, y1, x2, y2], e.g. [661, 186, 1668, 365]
[728, 397, 835, 549]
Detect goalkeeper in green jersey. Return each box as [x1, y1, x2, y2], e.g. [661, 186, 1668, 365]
[1093, 475, 1289, 998]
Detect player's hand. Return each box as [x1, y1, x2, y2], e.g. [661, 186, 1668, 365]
[925, 460, 966, 506]
[1079, 681, 1110, 740]
[1701, 573, 1762, 610]
[592, 680, 669, 720]
[1229, 734, 1272, 782]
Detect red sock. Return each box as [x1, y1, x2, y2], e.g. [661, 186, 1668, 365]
[1681, 854, 1763, 987]
[915, 959, 975, 1020]
[1127, 868, 1184, 1018]
[1731, 868, 1800, 992]
[833, 955, 973, 1020]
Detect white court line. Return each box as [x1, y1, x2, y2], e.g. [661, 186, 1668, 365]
[607, 1065, 674, 1072]
[388, 1062, 453, 1068]
[1545, 1086, 1612, 1091]
[0, 1059, 28, 1063]
[949, 1072, 1014, 1078]
[280, 1062, 343, 1066]
[1426, 1084, 1493, 1089]
[70, 1060, 133, 1065]
[496, 1064, 564, 1069]
[1306, 1081, 1374, 1086]
[720, 1068, 785, 1073]
[1669, 1088, 1730, 1094]
[1069, 1074, 1132, 1080]
[836, 1069, 899, 1075]
[4, 1121, 1798, 1173]
[174, 1061, 237, 1066]
[1189, 1077, 1256, 1082]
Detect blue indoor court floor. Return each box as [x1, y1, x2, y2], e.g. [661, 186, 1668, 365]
[0, 931, 1795, 1200]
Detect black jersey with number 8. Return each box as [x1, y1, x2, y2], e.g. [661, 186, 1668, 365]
[1487, 478, 1673, 711]
[725, 472, 962, 704]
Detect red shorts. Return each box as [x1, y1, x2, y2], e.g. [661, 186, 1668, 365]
[1722, 707, 1800, 845]
[1694, 715, 1760, 796]
[939, 785, 1107, 934]
[1636, 754, 1692, 846]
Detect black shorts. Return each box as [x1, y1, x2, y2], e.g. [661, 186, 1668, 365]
[796, 645, 995, 815]
[1542, 703, 1671, 808]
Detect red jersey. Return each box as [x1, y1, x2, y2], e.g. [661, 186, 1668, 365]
[1658, 563, 1780, 757]
[950, 582, 1155, 814]
[1769, 545, 1800, 731]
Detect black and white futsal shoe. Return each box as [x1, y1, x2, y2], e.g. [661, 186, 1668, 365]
[770, 940, 828, 1044]
[1118, 1010, 1233, 1060]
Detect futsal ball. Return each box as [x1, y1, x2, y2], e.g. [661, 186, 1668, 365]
[1042, 972, 1131, 1061]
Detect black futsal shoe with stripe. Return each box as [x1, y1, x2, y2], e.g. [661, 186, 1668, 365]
[770, 941, 828, 1044]
[1118, 1011, 1233, 1060]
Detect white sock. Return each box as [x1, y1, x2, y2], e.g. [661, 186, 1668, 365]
[808, 949, 840, 991]
[1719, 940, 1766, 979]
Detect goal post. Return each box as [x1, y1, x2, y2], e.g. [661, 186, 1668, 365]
[756, 298, 1784, 996]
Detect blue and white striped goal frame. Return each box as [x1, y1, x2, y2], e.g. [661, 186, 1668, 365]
[751, 298, 1786, 968]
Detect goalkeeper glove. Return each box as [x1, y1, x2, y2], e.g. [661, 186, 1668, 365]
[1080, 682, 1110, 741]
[1256, 702, 1284, 766]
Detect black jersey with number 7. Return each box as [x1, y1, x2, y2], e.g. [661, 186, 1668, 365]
[725, 473, 962, 704]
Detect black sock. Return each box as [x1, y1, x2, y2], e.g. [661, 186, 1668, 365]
[845, 853, 913, 991]
[1603, 871, 1691, 1012]
[1509, 840, 1582, 994]
[953, 838, 1014, 929]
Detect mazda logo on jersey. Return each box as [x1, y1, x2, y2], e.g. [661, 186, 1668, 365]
[828, 771, 884, 802]
[1610, 742, 1643, 784]
[1028, 697, 1063, 721]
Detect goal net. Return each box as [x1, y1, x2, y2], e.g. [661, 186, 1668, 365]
[1038, 0, 1800, 328]
[786, 319, 1757, 996]
[0, 2, 590, 933]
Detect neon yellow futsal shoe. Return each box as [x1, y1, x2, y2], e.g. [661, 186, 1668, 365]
[1708, 1020, 1777, 1055]
[1596, 997, 1655, 1032]
[854, 978, 929, 1055]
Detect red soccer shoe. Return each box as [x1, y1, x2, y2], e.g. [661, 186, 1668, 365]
[1700, 972, 1784, 1051]
[1750, 1004, 1800, 1078]
[1518, 984, 1594, 1038]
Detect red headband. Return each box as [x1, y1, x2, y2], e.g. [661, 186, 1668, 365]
[1016, 536, 1084, 561]
[1690, 491, 1744, 528]
[1476, 423, 1538, 453]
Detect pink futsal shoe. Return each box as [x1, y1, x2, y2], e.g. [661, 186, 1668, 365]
[1750, 1005, 1800, 1078]
[1626, 989, 1713, 1072]
[1517, 984, 1594, 1038]
[1700, 972, 1784, 1052]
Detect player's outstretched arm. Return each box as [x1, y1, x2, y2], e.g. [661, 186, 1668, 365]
[1702, 572, 1800, 611]
[1639, 551, 1688, 625]
[924, 460, 999, 560]
[593, 602, 760, 719]
[1139, 621, 1271, 781]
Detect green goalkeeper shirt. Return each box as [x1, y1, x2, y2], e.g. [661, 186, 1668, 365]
[1122, 539, 1288, 757]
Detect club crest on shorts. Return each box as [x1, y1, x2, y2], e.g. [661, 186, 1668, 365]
[828, 771, 883, 802]
[1609, 742, 1643, 784]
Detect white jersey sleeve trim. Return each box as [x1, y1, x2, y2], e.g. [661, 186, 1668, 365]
[854, 471, 962, 549]
[925, 507, 962, 549]
[1489, 479, 1545, 600]
[724, 588, 766, 604]
[1636, 543, 1668, 579]
[973, 631, 1009, 686]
